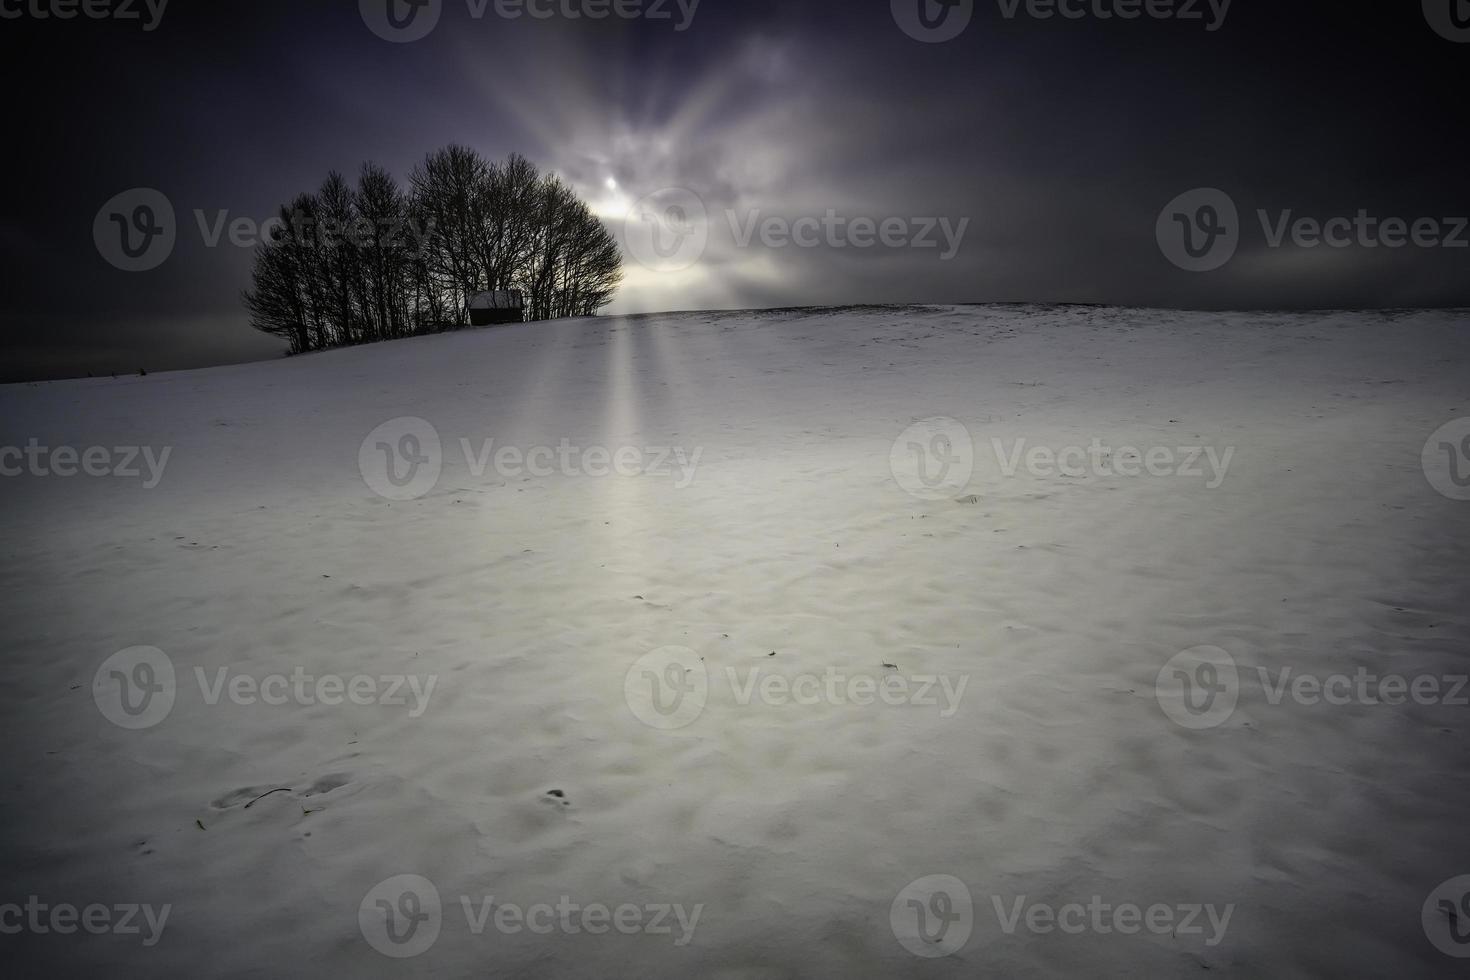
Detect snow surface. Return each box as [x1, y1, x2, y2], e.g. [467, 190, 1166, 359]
[2, 305, 1469, 977]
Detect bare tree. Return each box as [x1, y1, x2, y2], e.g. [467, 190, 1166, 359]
[356, 162, 412, 342]
[247, 146, 623, 353]
[410, 145, 490, 323]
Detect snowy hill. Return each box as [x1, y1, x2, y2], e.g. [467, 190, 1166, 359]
[2, 305, 1469, 976]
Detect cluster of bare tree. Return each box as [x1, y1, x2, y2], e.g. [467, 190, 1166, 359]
[244, 147, 622, 354]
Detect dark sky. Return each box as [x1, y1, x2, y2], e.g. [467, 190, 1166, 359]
[2, 0, 1467, 381]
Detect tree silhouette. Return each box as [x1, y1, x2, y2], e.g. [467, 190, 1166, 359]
[244, 147, 623, 354]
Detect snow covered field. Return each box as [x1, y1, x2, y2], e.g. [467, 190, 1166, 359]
[2, 305, 1469, 977]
